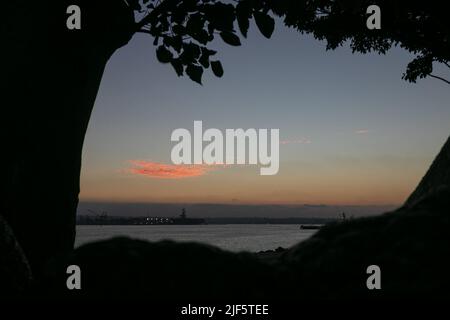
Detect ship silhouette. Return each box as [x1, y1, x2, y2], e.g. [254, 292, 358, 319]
[171, 208, 206, 225]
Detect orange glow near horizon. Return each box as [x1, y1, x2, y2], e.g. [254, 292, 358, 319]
[79, 159, 424, 206]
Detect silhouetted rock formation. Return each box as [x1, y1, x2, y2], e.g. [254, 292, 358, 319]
[0, 214, 32, 296]
[405, 136, 450, 209]
[44, 238, 278, 300]
[281, 192, 450, 299]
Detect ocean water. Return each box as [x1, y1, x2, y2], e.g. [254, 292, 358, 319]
[75, 224, 318, 252]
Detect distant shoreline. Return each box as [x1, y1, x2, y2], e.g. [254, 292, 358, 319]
[78, 202, 397, 219]
[76, 216, 337, 225]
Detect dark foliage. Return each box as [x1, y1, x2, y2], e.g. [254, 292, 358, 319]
[127, 0, 276, 83]
[266, 0, 450, 84]
[128, 0, 449, 84]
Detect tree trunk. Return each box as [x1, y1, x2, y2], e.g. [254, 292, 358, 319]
[1, 1, 135, 276]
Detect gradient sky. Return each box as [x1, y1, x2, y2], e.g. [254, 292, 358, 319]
[80, 19, 450, 207]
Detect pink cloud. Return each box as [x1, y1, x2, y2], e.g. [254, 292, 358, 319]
[128, 160, 219, 179]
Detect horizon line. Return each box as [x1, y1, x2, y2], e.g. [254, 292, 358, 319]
[78, 200, 401, 207]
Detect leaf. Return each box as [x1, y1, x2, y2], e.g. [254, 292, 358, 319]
[254, 12, 275, 39]
[172, 24, 187, 36]
[186, 64, 203, 84]
[171, 59, 184, 77]
[220, 31, 241, 46]
[156, 46, 173, 64]
[199, 53, 210, 69]
[204, 3, 235, 32]
[186, 13, 204, 35]
[164, 36, 183, 53]
[191, 29, 209, 45]
[180, 42, 201, 64]
[211, 60, 224, 78]
[204, 48, 217, 56]
[188, 42, 201, 59]
[236, 1, 250, 38]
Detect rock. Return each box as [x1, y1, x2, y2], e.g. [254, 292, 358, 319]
[44, 238, 279, 300]
[279, 199, 450, 299]
[256, 247, 286, 265]
[405, 136, 450, 209]
[0, 214, 33, 296]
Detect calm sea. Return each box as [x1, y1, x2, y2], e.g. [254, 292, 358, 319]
[76, 224, 318, 252]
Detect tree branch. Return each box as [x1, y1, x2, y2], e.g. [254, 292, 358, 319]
[429, 74, 450, 85]
[136, 29, 153, 35]
[135, 0, 178, 31]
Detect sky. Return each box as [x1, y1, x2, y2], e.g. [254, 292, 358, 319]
[79, 18, 450, 212]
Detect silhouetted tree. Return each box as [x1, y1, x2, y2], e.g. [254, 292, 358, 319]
[1, 0, 277, 275]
